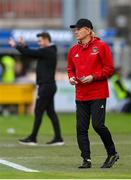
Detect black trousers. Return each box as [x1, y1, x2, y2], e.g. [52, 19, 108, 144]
[76, 99, 116, 160]
[30, 83, 62, 140]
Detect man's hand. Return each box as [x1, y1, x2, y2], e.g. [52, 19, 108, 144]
[79, 75, 94, 83]
[69, 77, 78, 85]
[18, 36, 26, 46]
[8, 38, 17, 47]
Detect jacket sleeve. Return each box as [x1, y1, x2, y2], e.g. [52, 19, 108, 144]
[93, 43, 114, 81]
[16, 45, 45, 58]
[67, 49, 76, 79]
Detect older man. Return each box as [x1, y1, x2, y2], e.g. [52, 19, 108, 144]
[67, 18, 119, 168]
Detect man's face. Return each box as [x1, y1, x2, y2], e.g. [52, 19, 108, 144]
[73, 27, 91, 41]
[37, 37, 50, 48]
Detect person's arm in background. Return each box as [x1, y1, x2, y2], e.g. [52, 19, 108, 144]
[9, 38, 45, 58]
[18, 36, 28, 47]
[92, 43, 114, 81]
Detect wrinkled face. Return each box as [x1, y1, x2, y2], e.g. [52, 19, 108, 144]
[37, 37, 50, 48]
[73, 27, 91, 41]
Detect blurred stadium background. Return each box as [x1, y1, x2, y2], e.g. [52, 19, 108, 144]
[0, 0, 131, 178]
[1, 0, 131, 113]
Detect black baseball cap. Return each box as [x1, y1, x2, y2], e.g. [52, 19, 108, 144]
[70, 18, 93, 29]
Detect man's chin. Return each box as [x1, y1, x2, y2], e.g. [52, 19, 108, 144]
[76, 38, 81, 41]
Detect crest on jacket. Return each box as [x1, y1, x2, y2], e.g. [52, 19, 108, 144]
[91, 46, 99, 54]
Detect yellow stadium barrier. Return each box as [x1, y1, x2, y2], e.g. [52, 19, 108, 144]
[0, 83, 35, 114]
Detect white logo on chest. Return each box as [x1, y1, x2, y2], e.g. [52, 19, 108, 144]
[74, 53, 79, 58]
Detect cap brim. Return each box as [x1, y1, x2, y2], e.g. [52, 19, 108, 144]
[36, 33, 41, 37]
[70, 25, 76, 28]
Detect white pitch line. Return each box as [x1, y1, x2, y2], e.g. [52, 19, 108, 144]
[0, 159, 39, 172]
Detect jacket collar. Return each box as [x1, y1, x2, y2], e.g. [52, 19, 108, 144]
[78, 37, 100, 48]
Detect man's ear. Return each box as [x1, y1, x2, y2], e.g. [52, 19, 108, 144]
[85, 27, 91, 35]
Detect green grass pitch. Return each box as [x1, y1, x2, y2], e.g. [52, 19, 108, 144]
[0, 112, 131, 179]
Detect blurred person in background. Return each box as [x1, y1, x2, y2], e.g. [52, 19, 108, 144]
[67, 18, 119, 168]
[9, 32, 64, 146]
[111, 67, 131, 113]
[0, 55, 16, 115]
[0, 60, 4, 114]
[0, 60, 4, 81]
[0, 55, 16, 83]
